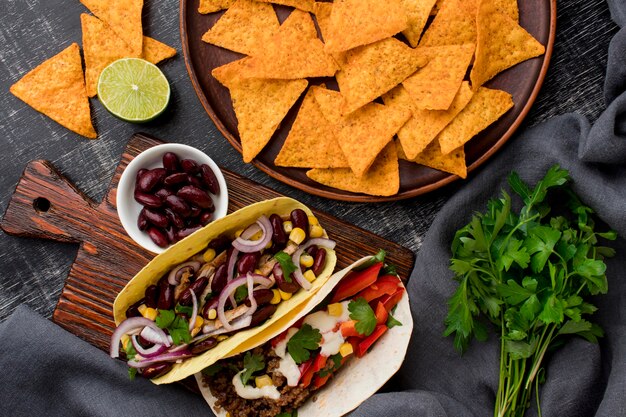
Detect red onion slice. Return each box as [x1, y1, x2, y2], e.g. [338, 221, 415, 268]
[188, 289, 198, 332]
[110, 317, 169, 358]
[202, 315, 253, 336]
[217, 274, 273, 331]
[243, 273, 258, 319]
[140, 326, 172, 347]
[232, 216, 273, 253]
[127, 350, 193, 368]
[131, 335, 167, 358]
[168, 261, 202, 285]
[291, 238, 336, 291]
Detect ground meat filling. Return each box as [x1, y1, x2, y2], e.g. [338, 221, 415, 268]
[203, 345, 313, 417]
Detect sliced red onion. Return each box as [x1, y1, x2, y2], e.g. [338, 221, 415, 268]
[226, 248, 240, 308]
[292, 238, 336, 291]
[217, 274, 273, 331]
[188, 289, 198, 332]
[243, 273, 258, 319]
[110, 317, 169, 358]
[127, 350, 193, 368]
[202, 315, 253, 336]
[168, 261, 201, 285]
[232, 215, 273, 253]
[131, 335, 167, 358]
[241, 222, 261, 239]
[168, 343, 189, 353]
[140, 326, 172, 347]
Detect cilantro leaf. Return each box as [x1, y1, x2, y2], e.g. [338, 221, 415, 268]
[382, 263, 397, 276]
[169, 315, 192, 345]
[176, 304, 193, 316]
[240, 352, 265, 385]
[155, 309, 175, 329]
[355, 249, 386, 271]
[128, 367, 138, 381]
[386, 313, 402, 329]
[318, 353, 342, 377]
[234, 285, 248, 303]
[275, 251, 297, 283]
[124, 343, 138, 381]
[202, 363, 223, 377]
[349, 298, 377, 336]
[287, 324, 321, 364]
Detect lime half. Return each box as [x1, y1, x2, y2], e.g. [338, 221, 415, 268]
[97, 58, 171, 123]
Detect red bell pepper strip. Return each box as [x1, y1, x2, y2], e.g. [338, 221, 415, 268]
[339, 320, 361, 338]
[312, 373, 331, 389]
[375, 302, 388, 325]
[299, 354, 327, 388]
[356, 324, 388, 357]
[356, 275, 401, 303]
[330, 262, 383, 303]
[380, 287, 405, 312]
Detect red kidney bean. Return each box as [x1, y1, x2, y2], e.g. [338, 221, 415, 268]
[164, 227, 177, 244]
[134, 191, 162, 208]
[157, 278, 174, 310]
[164, 172, 188, 187]
[290, 209, 309, 237]
[250, 304, 278, 327]
[199, 211, 213, 226]
[188, 175, 206, 191]
[144, 284, 159, 308]
[307, 245, 318, 258]
[181, 159, 199, 174]
[175, 225, 202, 241]
[270, 214, 287, 246]
[164, 208, 185, 229]
[148, 227, 169, 248]
[137, 210, 149, 231]
[142, 363, 173, 379]
[202, 297, 219, 319]
[154, 187, 173, 201]
[165, 194, 191, 217]
[136, 168, 148, 186]
[177, 185, 214, 209]
[274, 262, 300, 293]
[312, 248, 327, 276]
[200, 164, 220, 195]
[211, 263, 228, 293]
[137, 168, 166, 192]
[162, 152, 180, 173]
[208, 236, 230, 252]
[237, 252, 260, 275]
[244, 288, 273, 307]
[125, 298, 144, 318]
[190, 338, 218, 355]
[179, 276, 209, 306]
[144, 208, 169, 229]
[189, 205, 202, 218]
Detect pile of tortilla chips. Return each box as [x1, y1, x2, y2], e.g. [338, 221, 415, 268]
[201, 0, 545, 196]
[9, 0, 177, 139]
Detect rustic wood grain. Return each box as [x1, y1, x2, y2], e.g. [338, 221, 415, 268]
[1, 133, 415, 352]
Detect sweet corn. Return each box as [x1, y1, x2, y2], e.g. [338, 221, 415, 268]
[207, 308, 217, 320]
[191, 327, 201, 337]
[290, 227, 306, 245]
[300, 253, 314, 268]
[226, 413, 232, 417]
[194, 316, 204, 329]
[137, 304, 148, 315]
[327, 303, 343, 317]
[203, 248, 216, 263]
[303, 269, 316, 283]
[279, 289, 293, 301]
[255, 375, 273, 388]
[308, 215, 319, 226]
[265, 239, 273, 249]
[270, 289, 281, 304]
[217, 335, 229, 342]
[309, 224, 324, 238]
[339, 342, 353, 357]
[283, 221, 293, 233]
[142, 307, 158, 321]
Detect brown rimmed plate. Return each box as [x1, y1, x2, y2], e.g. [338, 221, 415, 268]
[180, 0, 556, 202]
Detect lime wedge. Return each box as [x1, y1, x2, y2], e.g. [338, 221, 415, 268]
[97, 58, 171, 123]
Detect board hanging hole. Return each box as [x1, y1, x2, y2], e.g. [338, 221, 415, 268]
[33, 197, 51, 213]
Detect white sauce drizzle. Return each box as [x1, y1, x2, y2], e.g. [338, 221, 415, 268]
[232, 370, 280, 400]
[275, 327, 301, 386]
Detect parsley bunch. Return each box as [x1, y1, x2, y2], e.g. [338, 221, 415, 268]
[444, 165, 615, 417]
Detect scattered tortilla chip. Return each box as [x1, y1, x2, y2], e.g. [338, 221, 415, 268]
[402, 43, 475, 110]
[431, 0, 443, 15]
[81, 13, 139, 97]
[201, 0, 279, 56]
[336, 37, 427, 115]
[239, 10, 337, 79]
[275, 87, 348, 168]
[419, 0, 478, 46]
[383, 82, 473, 159]
[470, 0, 544, 89]
[213, 59, 308, 163]
[10, 43, 96, 139]
[307, 142, 400, 196]
[437, 87, 513, 154]
[313, 87, 411, 177]
[313, 2, 346, 64]
[142, 37, 177, 65]
[324, 0, 409, 53]
[495, 0, 519, 21]
[401, 0, 438, 47]
[399, 139, 467, 178]
[256, 0, 314, 12]
[80, 0, 143, 56]
[198, 0, 235, 14]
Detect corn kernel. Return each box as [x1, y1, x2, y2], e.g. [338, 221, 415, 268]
[265, 239, 273, 249]
[137, 304, 148, 315]
[308, 215, 319, 226]
[283, 221, 293, 233]
[142, 307, 158, 321]
[191, 327, 201, 337]
[270, 289, 281, 304]
[327, 303, 343, 317]
[255, 375, 273, 388]
[303, 269, 316, 283]
[217, 335, 229, 342]
[300, 253, 314, 268]
[250, 230, 263, 241]
[226, 413, 232, 417]
[309, 224, 324, 238]
[203, 248, 216, 263]
[279, 289, 293, 301]
[194, 316, 204, 329]
[207, 308, 217, 320]
[339, 342, 354, 357]
[290, 227, 306, 245]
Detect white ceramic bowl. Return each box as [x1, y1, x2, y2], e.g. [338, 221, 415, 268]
[117, 143, 228, 253]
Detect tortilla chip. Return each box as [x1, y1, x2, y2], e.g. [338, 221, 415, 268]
[10, 43, 96, 139]
[402, 43, 475, 110]
[401, 0, 438, 47]
[275, 87, 348, 168]
[240, 10, 338, 79]
[323, 0, 409, 53]
[431, 0, 443, 14]
[201, 0, 280, 56]
[142, 37, 177, 65]
[80, 0, 143, 56]
[307, 142, 399, 196]
[495, 0, 519, 21]
[313, 87, 411, 177]
[470, 1, 544, 89]
[399, 139, 467, 178]
[81, 13, 139, 97]
[198, 0, 235, 13]
[419, 0, 478, 46]
[383, 82, 473, 159]
[437, 87, 513, 154]
[213, 59, 308, 163]
[336, 37, 428, 115]
[256, 0, 315, 12]
[313, 2, 347, 64]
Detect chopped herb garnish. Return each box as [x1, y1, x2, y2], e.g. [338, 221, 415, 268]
[275, 251, 297, 283]
[382, 263, 397, 276]
[156, 309, 191, 345]
[124, 343, 138, 381]
[234, 285, 248, 303]
[348, 298, 377, 336]
[355, 249, 386, 271]
[318, 353, 342, 377]
[128, 367, 138, 381]
[386, 313, 402, 329]
[202, 363, 223, 377]
[175, 304, 193, 316]
[155, 309, 175, 329]
[240, 352, 265, 385]
[287, 324, 322, 364]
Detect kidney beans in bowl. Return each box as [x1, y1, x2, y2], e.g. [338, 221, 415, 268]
[117, 143, 228, 253]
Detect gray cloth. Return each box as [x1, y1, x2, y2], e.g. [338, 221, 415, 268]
[2, 3, 626, 417]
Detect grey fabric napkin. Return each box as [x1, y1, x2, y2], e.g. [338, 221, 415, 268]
[2, 2, 626, 416]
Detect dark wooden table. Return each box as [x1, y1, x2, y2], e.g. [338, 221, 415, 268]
[0, 0, 619, 322]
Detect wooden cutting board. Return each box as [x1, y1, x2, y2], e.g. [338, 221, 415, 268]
[1, 133, 415, 354]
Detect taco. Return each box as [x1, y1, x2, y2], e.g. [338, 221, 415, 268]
[195, 252, 413, 417]
[110, 197, 338, 384]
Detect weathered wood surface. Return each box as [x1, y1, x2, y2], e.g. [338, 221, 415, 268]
[0, 0, 619, 324]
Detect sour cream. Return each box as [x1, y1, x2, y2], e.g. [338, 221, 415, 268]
[232, 370, 280, 400]
[275, 327, 301, 386]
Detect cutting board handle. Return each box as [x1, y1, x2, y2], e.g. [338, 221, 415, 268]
[1, 160, 97, 243]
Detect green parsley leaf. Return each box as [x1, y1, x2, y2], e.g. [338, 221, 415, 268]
[124, 341, 137, 361]
[169, 315, 192, 345]
[202, 363, 223, 377]
[175, 304, 193, 316]
[275, 251, 297, 283]
[386, 313, 403, 329]
[355, 249, 386, 271]
[240, 352, 265, 385]
[318, 353, 343, 377]
[234, 285, 248, 303]
[382, 263, 398, 276]
[128, 367, 138, 381]
[348, 298, 377, 336]
[155, 309, 175, 329]
[287, 324, 322, 364]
